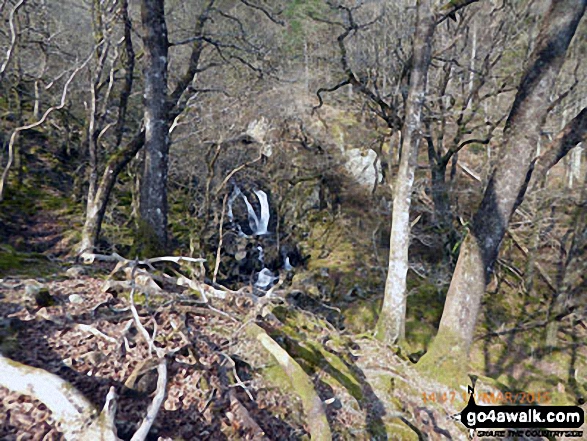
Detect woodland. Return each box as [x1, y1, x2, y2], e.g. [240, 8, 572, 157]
[0, 0, 585, 440]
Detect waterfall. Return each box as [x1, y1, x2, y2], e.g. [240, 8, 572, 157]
[284, 256, 293, 271]
[253, 190, 270, 235]
[255, 268, 278, 289]
[257, 246, 265, 265]
[226, 185, 279, 291]
[228, 185, 270, 236]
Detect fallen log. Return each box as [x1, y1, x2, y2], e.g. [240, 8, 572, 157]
[0, 353, 120, 440]
[246, 323, 332, 441]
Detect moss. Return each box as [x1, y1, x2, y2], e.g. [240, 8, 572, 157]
[263, 364, 295, 391]
[247, 323, 332, 441]
[0, 244, 23, 272]
[343, 300, 380, 333]
[132, 219, 167, 258]
[0, 245, 57, 277]
[416, 330, 470, 390]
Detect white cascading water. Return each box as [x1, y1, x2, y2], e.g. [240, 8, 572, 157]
[228, 185, 277, 291]
[228, 186, 269, 236]
[284, 256, 293, 271]
[255, 268, 278, 289]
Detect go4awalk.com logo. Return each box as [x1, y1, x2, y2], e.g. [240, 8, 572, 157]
[452, 385, 584, 439]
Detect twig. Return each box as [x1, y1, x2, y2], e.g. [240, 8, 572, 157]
[75, 323, 119, 345]
[129, 262, 162, 357]
[129, 358, 167, 441]
[216, 151, 263, 194]
[213, 193, 228, 284]
[221, 353, 254, 401]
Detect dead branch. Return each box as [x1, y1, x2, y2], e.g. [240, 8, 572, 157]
[129, 358, 167, 441]
[0, 353, 101, 440]
[215, 150, 264, 194]
[221, 352, 254, 401]
[126, 263, 168, 441]
[75, 323, 119, 345]
[213, 193, 228, 284]
[228, 389, 266, 438]
[80, 387, 121, 441]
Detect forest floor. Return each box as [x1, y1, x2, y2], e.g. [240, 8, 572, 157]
[0, 162, 467, 439]
[0, 262, 466, 440]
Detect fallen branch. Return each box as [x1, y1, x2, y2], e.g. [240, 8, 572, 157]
[130, 358, 167, 441]
[80, 387, 121, 441]
[126, 263, 169, 441]
[228, 389, 266, 439]
[213, 193, 229, 284]
[0, 353, 101, 440]
[81, 252, 205, 266]
[75, 323, 119, 345]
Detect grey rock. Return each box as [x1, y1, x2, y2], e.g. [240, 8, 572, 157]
[65, 266, 86, 278]
[68, 294, 84, 304]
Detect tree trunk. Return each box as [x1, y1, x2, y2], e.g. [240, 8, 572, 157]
[420, 0, 586, 369]
[79, 132, 146, 255]
[375, 0, 436, 344]
[78, 0, 207, 255]
[139, 0, 170, 253]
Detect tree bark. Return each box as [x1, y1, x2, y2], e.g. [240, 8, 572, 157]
[375, 0, 436, 344]
[79, 0, 136, 254]
[79, 131, 145, 255]
[78, 0, 210, 255]
[421, 0, 586, 367]
[139, 0, 170, 252]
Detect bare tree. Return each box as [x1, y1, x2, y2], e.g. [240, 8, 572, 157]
[78, 0, 283, 256]
[374, 0, 436, 343]
[420, 0, 586, 373]
[79, 0, 136, 254]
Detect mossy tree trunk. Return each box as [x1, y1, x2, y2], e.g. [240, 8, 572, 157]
[79, 132, 145, 254]
[375, 0, 436, 344]
[139, 0, 171, 253]
[422, 0, 586, 368]
[79, 0, 210, 254]
[79, 0, 136, 255]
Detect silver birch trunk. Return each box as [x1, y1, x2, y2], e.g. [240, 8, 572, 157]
[375, 0, 436, 344]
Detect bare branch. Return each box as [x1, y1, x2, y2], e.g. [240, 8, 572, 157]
[437, 0, 481, 24]
[0, 0, 26, 80]
[0, 47, 96, 201]
[312, 79, 351, 113]
[239, 0, 285, 26]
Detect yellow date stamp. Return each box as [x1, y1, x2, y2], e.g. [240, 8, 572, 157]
[421, 390, 551, 405]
